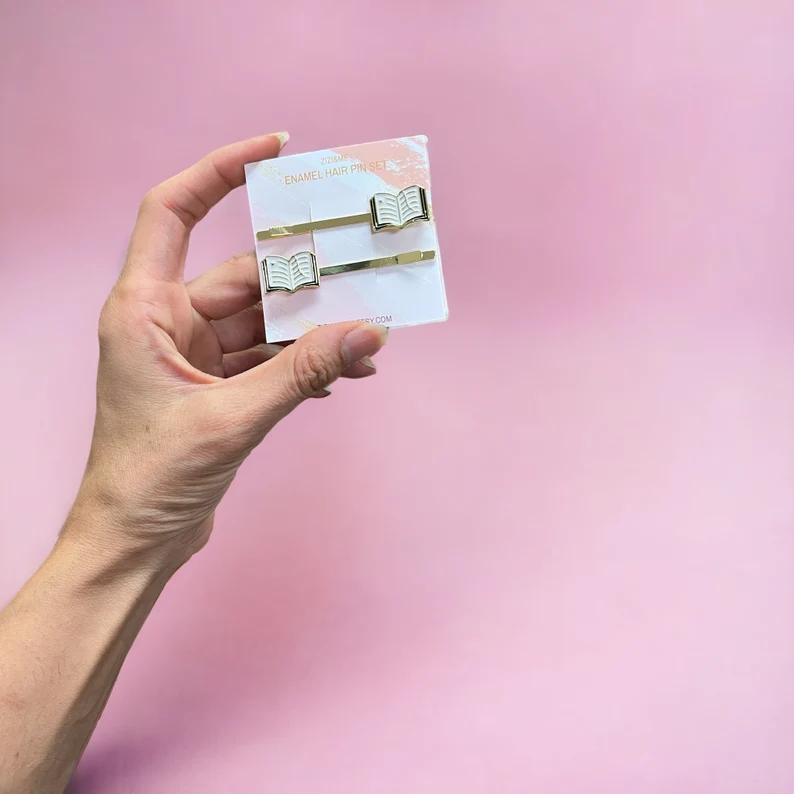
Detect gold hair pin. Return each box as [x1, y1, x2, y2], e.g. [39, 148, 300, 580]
[256, 185, 431, 241]
[263, 249, 436, 294]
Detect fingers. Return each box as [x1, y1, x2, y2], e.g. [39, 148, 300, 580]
[212, 304, 266, 353]
[124, 134, 286, 283]
[261, 339, 379, 378]
[221, 339, 379, 378]
[222, 344, 375, 384]
[340, 358, 379, 378]
[230, 322, 389, 426]
[187, 252, 261, 321]
[222, 345, 281, 378]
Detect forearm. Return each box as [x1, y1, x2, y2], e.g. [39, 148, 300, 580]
[0, 504, 179, 794]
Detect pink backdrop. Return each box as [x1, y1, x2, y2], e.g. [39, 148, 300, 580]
[2, 1, 794, 791]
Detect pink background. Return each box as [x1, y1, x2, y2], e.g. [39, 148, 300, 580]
[1, 0, 793, 791]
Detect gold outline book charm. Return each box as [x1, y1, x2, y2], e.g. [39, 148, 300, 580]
[263, 250, 436, 295]
[256, 185, 431, 241]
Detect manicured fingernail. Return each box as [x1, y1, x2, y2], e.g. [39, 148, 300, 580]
[342, 324, 389, 366]
[358, 356, 377, 371]
[273, 131, 290, 149]
[312, 385, 332, 398]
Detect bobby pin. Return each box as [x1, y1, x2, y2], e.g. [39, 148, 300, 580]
[262, 249, 436, 295]
[256, 185, 431, 241]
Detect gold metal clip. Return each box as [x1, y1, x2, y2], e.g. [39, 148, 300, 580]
[256, 185, 431, 241]
[262, 249, 436, 295]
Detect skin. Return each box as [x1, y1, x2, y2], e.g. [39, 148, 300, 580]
[0, 133, 389, 794]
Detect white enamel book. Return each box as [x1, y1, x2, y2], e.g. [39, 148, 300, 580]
[263, 252, 319, 294]
[244, 135, 448, 343]
[371, 185, 430, 230]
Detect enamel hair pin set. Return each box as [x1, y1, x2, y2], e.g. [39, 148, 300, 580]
[244, 136, 447, 343]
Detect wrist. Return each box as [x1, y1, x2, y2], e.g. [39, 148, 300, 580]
[44, 529, 177, 623]
[61, 485, 191, 582]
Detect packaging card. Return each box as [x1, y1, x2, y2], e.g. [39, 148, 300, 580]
[244, 136, 448, 342]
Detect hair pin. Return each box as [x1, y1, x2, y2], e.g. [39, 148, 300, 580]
[256, 185, 431, 241]
[263, 249, 436, 294]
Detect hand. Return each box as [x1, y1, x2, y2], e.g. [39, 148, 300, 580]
[67, 133, 389, 569]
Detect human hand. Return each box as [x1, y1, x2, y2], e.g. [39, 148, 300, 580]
[67, 134, 388, 570]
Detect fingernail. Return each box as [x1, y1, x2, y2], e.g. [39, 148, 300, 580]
[273, 131, 290, 150]
[342, 324, 389, 366]
[358, 356, 377, 371]
[312, 385, 332, 398]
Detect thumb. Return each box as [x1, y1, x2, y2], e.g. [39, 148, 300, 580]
[238, 321, 389, 423]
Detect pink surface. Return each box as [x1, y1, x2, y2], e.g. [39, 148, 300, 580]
[1, 0, 794, 791]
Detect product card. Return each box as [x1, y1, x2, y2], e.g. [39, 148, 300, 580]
[244, 136, 448, 342]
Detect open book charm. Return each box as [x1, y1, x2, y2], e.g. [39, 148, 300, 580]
[263, 251, 320, 294]
[256, 186, 431, 241]
[262, 249, 436, 295]
[370, 186, 430, 231]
